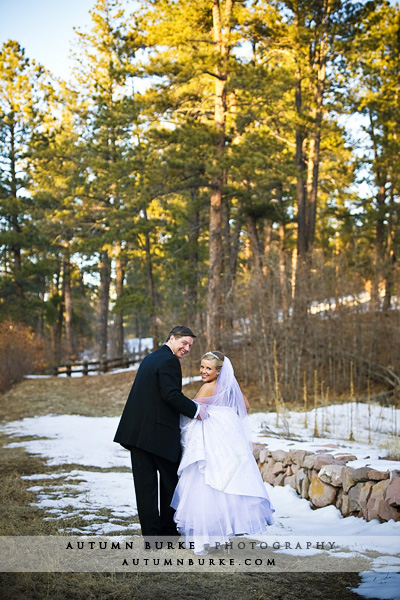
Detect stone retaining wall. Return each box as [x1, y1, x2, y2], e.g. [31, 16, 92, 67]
[253, 444, 400, 522]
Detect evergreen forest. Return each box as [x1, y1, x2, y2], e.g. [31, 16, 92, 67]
[1, 0, 399, 402]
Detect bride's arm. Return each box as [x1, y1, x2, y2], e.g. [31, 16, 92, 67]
[243, 394, 250, 412]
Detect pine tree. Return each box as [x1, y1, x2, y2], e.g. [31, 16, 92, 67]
[0, 40, 53, 322]
[71, 0, 141, 359]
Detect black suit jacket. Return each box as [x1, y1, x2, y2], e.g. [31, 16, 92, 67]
[113, 345, 197, 462]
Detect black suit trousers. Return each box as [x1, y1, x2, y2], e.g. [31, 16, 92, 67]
[130, 447, 180, 537]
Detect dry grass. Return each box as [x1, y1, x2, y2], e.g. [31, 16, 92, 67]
[0, 370, 276, 424]
[0, 571, 365, 600]
[0, 370, 135, 422]
[0, 372, 372, 600]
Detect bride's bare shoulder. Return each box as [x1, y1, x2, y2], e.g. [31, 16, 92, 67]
[194, 381, 216, 399]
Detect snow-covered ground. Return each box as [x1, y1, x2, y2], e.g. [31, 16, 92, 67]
[1, 402, 399, 598]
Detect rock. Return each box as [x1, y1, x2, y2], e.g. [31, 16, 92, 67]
[309, 475, 337, 508]
[253, 445, 262, 461]
[314, 454, 343, 471]
[334, 454, 357, 463]
[284, 474, 297, 489]
[352, 467, 371, 483]
[304, 453, 341, 471]
[274, 472, 287, 486]
[272, 461, 285, 475]
[335, 488, 344, 511]
[342, 468, 356, 493]
[385, 478, 400, 508]
[367, 480, 400, 522]
[260, 462, 276, 485]
[367, 469, 390, 481]
[256, 445, 400, 523]
[390, 470, 400, 481]
[341, 494, 351, 516]
[291, 463, 300, 475]
[359, 481, 374, 519]
[318, 465, 343, 487]
[290, 449, 313, 467]
[347, 482, 364, 513]
[304, 455, 317, 470]
[294, 468, 307, 496]
[271, 450, 288, 463]
[300, 472, 310, 500]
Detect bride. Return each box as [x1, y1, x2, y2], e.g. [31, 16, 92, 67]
[171, 351, 275, 554]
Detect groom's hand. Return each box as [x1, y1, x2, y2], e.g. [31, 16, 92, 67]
[196, 404, 209, 420]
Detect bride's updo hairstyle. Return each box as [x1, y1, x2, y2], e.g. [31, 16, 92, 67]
[201, 351, 224, 371]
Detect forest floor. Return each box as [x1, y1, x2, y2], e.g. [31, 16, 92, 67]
[0, 372, 377, 600]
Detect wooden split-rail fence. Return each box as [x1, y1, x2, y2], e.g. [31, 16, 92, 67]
[47, 351, 149, 377]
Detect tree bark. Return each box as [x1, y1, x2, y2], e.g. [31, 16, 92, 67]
[114, 241, 125, 357]
[247, 214, 263, 274]
[207, 0, 233, 349]
[143, 209, 158, 349]
[305, 3, 329, 248]
[295, 64, 307, 258]
[63, 243, 74, 359]
[383, 186, 396, 311]
[98, 249, 110, 361]
[276, 183, 288, 319]
[187, 190, 200, 326]
[51, 264, 63, 364]
[10, 121, 24, 310]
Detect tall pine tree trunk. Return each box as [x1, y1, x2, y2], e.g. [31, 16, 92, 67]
[98, 249, 110, 361]
[143, 209, 158, 349]
[207, 0, 233, 349]
[305, 4, 329, 248]
[276, 183, 288, 319]
[294, 60, 309, 318]
[113, 241, 125, 358]
[51, 264, 63, 364]
[63, 243, 74, 359]
[187, 190, 200, 327]
[383, 186, 396, 310]
[295, 62, 307, 259]
[10, 123, 24, 312]
[372, 178, 387, 309]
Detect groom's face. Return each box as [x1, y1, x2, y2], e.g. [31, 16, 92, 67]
[169, 335, 194, 359]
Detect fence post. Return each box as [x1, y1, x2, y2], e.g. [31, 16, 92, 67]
[52, 365, 58, 377]
[66, 362, 72, 377]
[83, 360, 88, 376]
[101, 359, 108, 373]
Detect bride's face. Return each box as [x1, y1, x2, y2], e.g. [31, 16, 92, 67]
[200, 359, 220, 383]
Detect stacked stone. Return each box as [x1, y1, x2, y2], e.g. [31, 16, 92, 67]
[253, 444, 400, 523]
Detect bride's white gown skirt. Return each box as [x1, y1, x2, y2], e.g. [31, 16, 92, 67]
[171, 406, 274, 551]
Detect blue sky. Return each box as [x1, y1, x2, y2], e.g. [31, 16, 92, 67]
[0, 0, 95, 79]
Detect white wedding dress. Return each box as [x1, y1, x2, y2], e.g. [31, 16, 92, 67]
[171, 358, 274, 553]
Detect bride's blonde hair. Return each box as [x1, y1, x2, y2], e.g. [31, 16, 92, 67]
[202, 351, 224, 370]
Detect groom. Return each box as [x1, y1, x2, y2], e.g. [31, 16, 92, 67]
[114, 325, 207, 537]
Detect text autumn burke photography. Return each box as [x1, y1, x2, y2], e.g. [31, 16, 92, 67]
[65, 539, 336, 551]
[3, 535, 359, 573]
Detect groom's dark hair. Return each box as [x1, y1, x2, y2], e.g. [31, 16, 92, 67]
[166, 326, 197, 341]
